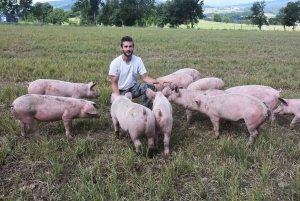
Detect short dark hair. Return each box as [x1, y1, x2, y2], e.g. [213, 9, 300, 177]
[120, 36, 134, 48]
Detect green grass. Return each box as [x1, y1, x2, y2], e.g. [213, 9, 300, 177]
[1, 23, 300, 200]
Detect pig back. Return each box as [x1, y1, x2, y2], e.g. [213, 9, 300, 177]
[11, 94, 88, 122]
[225, 85, 280, 109]
[28, 79, 74, 97]
[111, 97, 156, 135]
[156, 73, 193, 91]
[187, 77, 225, 91]
[203, 93, 268, 121]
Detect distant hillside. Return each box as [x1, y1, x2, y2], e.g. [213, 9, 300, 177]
[49, 0, 292, 15]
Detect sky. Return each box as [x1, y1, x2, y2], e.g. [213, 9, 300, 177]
[157, 0, 274, 7]
[32, 0, 274, 7]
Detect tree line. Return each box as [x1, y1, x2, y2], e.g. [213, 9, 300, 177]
[0, 0, 299, 30]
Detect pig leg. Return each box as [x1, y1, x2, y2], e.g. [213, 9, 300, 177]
[210, 117, 220, 138]
[290, 116, 300, 130]
[147, 137, 155, 158]
[62, 119, 73, 139]
[112, 118, 120, 138]
[132, 139, 142, 153]
[186, 109, 193, 123]
[18, 120, 26, 136]
[163, 132, 171, 155]
[27, 122, 39, 136]
[246, 128, 258, 147]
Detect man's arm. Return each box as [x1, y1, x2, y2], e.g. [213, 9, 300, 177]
[110, 75, 120, 95]
[140, 73, 169, 86]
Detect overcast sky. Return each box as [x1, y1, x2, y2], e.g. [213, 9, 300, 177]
[32, 0, 273, 7]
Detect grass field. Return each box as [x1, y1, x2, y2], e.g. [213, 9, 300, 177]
[0, 23, 300, 200]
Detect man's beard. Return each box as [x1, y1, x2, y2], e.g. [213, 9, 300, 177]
[123, 50, 133, 58]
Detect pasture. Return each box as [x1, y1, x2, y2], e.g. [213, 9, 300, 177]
[0, 23, 300, 200]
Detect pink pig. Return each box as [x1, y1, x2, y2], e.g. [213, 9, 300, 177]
[186, 93, 269, 146]
[110, 92, 156, 157]
[274, 98, 300, 129]
[10, 94, 100, 138]
[162, 87, 228, 123]
[187, 77, 225, 91]
[155, 73, 194, 91]
[172, 68, 200, 81]
[146, 88, 173, 155]
[28, 79, 99, 99]
[225, 85, 281, 122]
[162, 86, 268, 146]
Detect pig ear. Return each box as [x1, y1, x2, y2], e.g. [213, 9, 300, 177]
[161, 87, 171, 97]
[278, 97, 288, 106]
[146, 88, 156, 99]
[174, 85, 179, 93]
[194, 98, 201, 106]
[89, 82, 97, 89]
[84, 103, 98, 115]
[124, 92, 132, 100]
[174, 85, 181, 97]
[111, 93, 118, 103]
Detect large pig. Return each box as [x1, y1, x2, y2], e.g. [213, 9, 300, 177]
[28, 79, 99, 99]
[187, 77, 225, 91]
[155, 73, 194, 91]
[110, 92, 156, 157]
[10, 94, 100, 138]
[186, 93, 269, 146]
[146, 88, 173, 155]
[274, 98, 300, 129]
[172, 68, 200, 81]
[162, 87, 228, 123]
[225, 85, 281, 122]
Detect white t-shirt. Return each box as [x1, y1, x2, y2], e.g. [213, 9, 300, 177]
[109, 55, 147, 90]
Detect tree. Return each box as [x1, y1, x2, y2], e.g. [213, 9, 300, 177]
[224, 17, 230, 24]
[154, 3, 169, 28]
[282, 1, 300, 30]
[30, 2, 52, 23]
[47, 7, 68, 25]
[166, 0, 204, 28]
[0, 0, 19, 16]
[276, 7, 287, 30]
[213, 13, 221, 22]
[118, 0, 139, 26]
[247, 0, 268, 30]
[18, 0, 32, 22]
[136, 0, 156, 27]
[72, 0, 103, 25]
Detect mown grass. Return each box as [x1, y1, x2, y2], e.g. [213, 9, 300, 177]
[0, 23, 300, 200]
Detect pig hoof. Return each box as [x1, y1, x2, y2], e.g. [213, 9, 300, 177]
[290, 126, 295, 130]
[246, 142, 253, 147]
[148, 148, 155, 158]
[67, 135, 74, 139]
[115, 131, 120, 138]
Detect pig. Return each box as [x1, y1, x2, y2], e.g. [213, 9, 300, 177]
[172, 68, 200, 81]
[201, 89, 230, 96]
[187, 77, 225, 91]
[162, 87, 228, 123]
[162, 86, 268, 146]
[225, 85, 281, 122]
[28, 79, 99, 99]
[146, 88, 173, 155]
[187, 93, 269, 146]
[110, 92, 156, 157]
[10, 94, 100, 138]
[274, 98, 300, 129]
[155, 73, 194, 91]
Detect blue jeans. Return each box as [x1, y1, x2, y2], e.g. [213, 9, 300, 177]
[119, 83, 155, 108]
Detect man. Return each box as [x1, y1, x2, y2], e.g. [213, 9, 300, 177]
[109, 36, 167, 108]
